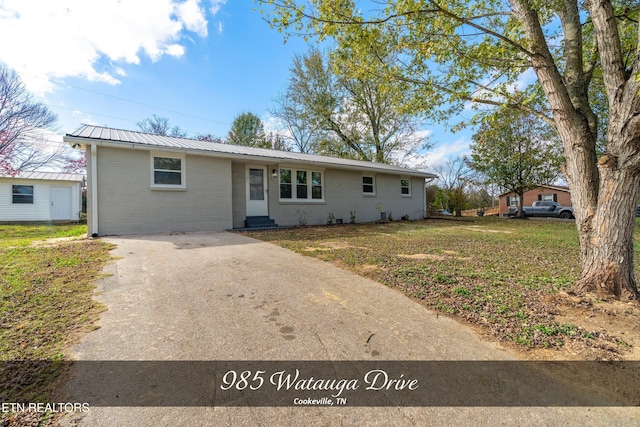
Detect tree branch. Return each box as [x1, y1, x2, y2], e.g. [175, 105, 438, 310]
[586, 0, 627, 106]
[263, 0, 534, 57]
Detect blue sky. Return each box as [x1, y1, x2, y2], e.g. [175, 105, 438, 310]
[0, 0, 472, 171]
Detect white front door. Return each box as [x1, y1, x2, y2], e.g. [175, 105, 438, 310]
[51, 187, 72, 220]
[246, 166, 268, 216]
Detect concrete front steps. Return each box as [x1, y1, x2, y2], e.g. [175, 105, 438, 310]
[243, 216, 279, 230]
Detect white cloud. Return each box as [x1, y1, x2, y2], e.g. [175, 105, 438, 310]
[464, 68, 538, 112]
[209, 0, 227, 16]
[0, 0, 216, 94]
[113, 66, 127, 77]
[385, 129, 432, 169]
[511, 68, 537, 92]
[164, 44, 186, 57]
[423, 137, 472, 172]
[177, 0, 209, 37]
[261, 113, 283, 133]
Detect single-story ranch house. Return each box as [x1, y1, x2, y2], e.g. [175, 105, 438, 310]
[0, 171, 84, 223]
[64, 125, 436, 236]
[498, 185, 572, 217]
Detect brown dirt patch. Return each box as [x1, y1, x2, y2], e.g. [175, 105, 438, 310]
[460, 290, 640, 362]
[463, 226, 513, 234]
[553, 294, 640, 360]
[398, 253, 447, 261]
[398, 251, 471, 262]
[304, 241, 368, 251]
[352, 264, 386, 278]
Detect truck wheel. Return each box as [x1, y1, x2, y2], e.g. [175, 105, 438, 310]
[559, 212, 572, 219]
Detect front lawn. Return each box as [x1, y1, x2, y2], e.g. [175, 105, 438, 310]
[243, 217, 640, 360]
[0, 224, 114, 425]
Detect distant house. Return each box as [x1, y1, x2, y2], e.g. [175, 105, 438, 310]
[498, 185, 571, 217]
[0, 172, 84, 222]
[63, 125, 436, 236]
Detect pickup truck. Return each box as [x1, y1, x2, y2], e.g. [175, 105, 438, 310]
[507, 201, 574, 219]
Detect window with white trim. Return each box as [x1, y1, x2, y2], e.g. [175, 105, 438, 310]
[400, 178, 411, 196]
[296, 170, 308, 198]
[362, 175, 375, 194]
[507, 196, 520, 207]
[151, 153, 185, 188]
[280, 168, 323, 201]
[311, 171, 323, 199]
[12, 185, 33, 204]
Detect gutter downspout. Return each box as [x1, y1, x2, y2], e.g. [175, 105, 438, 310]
[90, 144, 98, 237]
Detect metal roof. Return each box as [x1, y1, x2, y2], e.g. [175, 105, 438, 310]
[64, 125, 436, 178]
[0, 171, 84, 182]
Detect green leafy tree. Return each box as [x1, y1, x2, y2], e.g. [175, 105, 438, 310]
[467, 187, 495, 211]
[425, 184, 439, 212]
[261, 0, 640, 299]
[228, 112, 271, 148]
[137, 114, 187, 137]
[431, 186, 450, 213]
[278, 47, 429, 163]
[470, 108, 563, 218]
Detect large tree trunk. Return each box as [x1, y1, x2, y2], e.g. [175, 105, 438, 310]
[560, 105, 640, 300]
[572, 0, 640, 301]
[511, 0, 640, 300]
[576, 161, 640, 299]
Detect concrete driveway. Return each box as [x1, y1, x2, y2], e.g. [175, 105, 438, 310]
[59, 231, 638, 426]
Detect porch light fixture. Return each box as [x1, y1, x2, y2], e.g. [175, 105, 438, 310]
[272, 169, 278, 178]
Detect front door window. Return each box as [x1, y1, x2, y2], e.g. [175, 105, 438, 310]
[246, 166, 269, 217]
[249, 168, 264, 200]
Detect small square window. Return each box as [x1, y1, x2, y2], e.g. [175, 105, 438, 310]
[12, 185, 34, 204]
[401, 179, 411, 196]
[363, 176, 375, 194]
[151, 154, 185, 188]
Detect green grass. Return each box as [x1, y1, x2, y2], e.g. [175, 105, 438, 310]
[0, 224, 113, 419]
[0, 223, 87, 248]
[243, 217, 638, 353]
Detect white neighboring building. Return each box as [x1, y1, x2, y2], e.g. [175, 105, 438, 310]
[0, 172, 84, 222]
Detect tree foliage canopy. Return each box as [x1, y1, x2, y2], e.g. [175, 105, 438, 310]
[273, 47, 430, 164]
[470, 108, 563, 217]
[260, 0, 636, 131]
[261, 0, 640, 299]
[228, 112, 270, 148]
